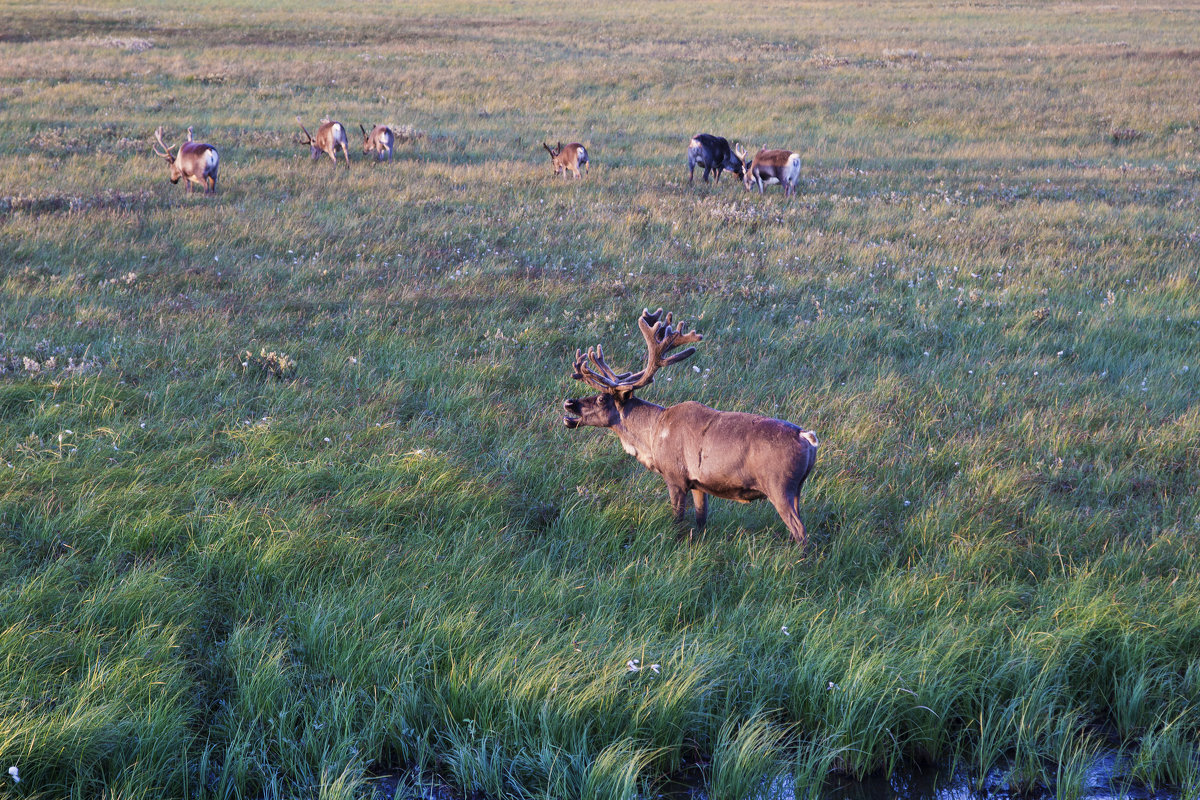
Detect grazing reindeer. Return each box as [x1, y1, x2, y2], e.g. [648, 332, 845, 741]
[297, 116, 350, 168]
[735, 144, 802, 196]
[563, 309, 819, 545]
[543, 141, 589, 179]
[152, 126, 219, 194]
[687, 133, 745, 185]
[360, 123, 395, 162]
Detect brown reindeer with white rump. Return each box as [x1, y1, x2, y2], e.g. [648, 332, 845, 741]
[735, 144, 802, 197]
[563, 309, 819, 545]
[543, 141, 589, 179]
[360, 124, 395, 162]
[297, 116, 350, 168]
[153, 126, 219, 194]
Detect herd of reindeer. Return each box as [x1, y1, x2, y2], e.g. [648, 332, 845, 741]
[151, 119, 819, 546]
[152, 122, 802, 198]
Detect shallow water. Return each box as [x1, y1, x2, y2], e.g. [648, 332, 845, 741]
[371, 753, 1181, 800]
[663, 753, 1178, 800]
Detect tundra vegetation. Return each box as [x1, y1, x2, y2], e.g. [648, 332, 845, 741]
[1, 1, 1198, 799]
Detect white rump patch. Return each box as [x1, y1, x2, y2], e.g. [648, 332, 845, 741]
[784, 153, 802, 185]
[801, 430, 819, 448]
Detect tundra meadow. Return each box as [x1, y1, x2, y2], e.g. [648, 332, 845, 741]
[1, 1, 1199, 798]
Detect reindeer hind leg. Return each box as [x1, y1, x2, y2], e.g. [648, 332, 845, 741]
[768, 491, 808, 547]
[692, 489, 708, 530]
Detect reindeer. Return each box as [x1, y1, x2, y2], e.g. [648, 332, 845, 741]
[687, 133, 745, 185]
[360, 123, 395, 162]
[543, 141, 589, 179]
[563, 309, 819, 545]
[152, 126, 219, 194]
[735, 144, 802, 197]
[297, 116, 350, 168]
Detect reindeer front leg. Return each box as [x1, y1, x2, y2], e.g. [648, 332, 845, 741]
[667, 482, 689, 526]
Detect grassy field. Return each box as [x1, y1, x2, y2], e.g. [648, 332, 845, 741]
[2, 0, 1199, 797]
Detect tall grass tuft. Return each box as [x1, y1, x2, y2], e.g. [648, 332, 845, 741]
[708, 710, 789, 800]
[582, 739, 660, 800]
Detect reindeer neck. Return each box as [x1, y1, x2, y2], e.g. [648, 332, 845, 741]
[612, 397, 665, 469]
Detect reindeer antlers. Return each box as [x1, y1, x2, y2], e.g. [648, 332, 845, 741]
[296, 115, 313, 145]
[572, 308, 703, 395]
[152, 126, 175, 161]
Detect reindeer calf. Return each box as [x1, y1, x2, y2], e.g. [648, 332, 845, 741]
[360, 124, 395, 162]
[153, 126, 219, 194]
[297, 116, 350, 168]
[736, 145, 802, 197]
[543, 141, 589, 179]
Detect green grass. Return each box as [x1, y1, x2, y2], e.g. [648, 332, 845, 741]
[2, 0, 1199, 797]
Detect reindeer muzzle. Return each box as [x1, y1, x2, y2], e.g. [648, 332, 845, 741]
[563, 399, 582, 428]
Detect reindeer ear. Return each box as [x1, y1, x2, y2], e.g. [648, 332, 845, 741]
[614, 386, 635, 404]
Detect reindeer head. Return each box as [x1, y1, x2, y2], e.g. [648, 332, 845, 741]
[563, 308, 703, 428]
[153, 126, 183, 183]
[296, 115, 315, 148]
[543, 141, 561, 160]
[727, 141, 747, 178]
[733, 143, 754, 190]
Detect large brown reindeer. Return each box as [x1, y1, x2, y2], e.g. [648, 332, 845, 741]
[360, 123, 395, 162]
[735, 144, 802, 196]
[543, 141, 589, 179]
[297, 116, 350, 168]
[563, 309, 820, 545]
[153, 126, 219, 194]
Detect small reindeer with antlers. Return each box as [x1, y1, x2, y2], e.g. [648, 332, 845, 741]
[735, 144, 802, 197]
[543, 141, 589, 179]
[152, 126, 219, 194]
[297, 116, 350, 168]
[360, 124, 396, 163]
[563, 309, 819, 545]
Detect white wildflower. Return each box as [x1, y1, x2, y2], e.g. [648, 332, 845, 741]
[626, 659, 641, 673]
[781, 625, 790, 636]
[7, 766, 18, 783]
